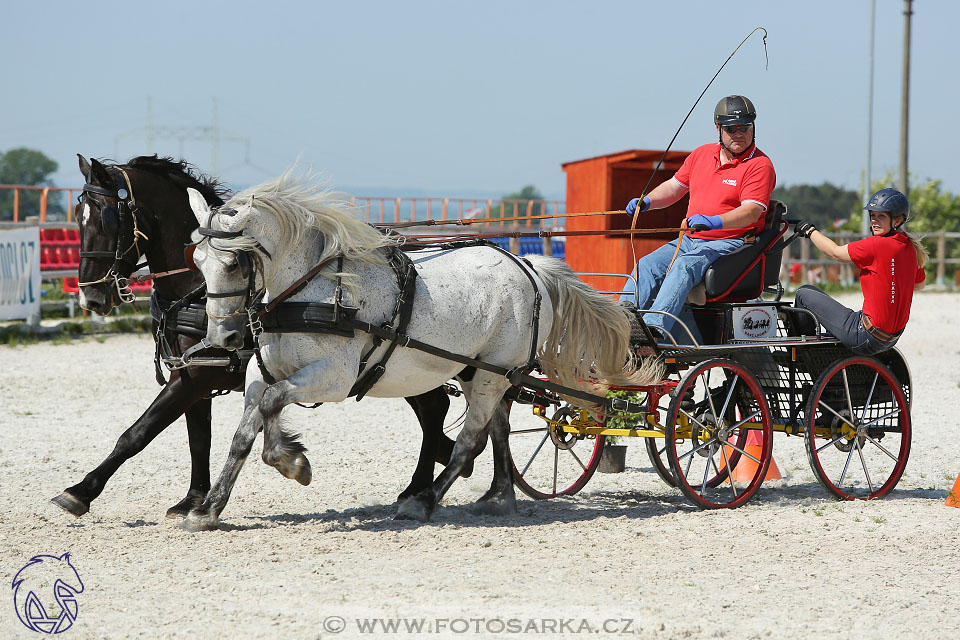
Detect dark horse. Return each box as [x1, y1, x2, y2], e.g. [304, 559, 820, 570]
[51, 155, 457, 518]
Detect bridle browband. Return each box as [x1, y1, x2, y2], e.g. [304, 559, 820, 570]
[78, 166, 150, 303]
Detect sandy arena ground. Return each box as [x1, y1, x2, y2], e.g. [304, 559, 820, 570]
[1, 292, 959, 639]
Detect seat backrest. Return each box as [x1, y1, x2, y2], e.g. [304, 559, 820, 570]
[701, 200, 788, 302]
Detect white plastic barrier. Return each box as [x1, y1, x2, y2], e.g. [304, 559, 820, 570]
[0, 226, 41, 321]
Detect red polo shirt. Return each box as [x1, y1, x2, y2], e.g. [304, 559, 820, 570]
[847, 233, 925, 334]
[672, 142, 776, 240]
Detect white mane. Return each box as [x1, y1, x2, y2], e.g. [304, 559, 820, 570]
[210, 169, 393, 275]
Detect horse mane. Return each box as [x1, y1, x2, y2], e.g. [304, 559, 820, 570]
[222, 169, 392, 270]
[124, 155, 229, 206]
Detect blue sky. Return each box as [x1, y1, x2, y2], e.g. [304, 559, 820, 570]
[2, 1, 957, 201]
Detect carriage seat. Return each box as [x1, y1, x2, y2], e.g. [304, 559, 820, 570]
[701, 200, 788, 303]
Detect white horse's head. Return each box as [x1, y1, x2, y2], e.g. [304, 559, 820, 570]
[187, 172, 393, 350]
[187, 188, 271, 349]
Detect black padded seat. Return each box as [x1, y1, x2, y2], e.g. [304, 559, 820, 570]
[702, 200, 788, 302]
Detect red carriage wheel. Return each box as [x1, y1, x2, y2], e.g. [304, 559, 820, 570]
[510, 403, 605, 499]
[666, 359, 772, 509]
[804, 356, 911, 500]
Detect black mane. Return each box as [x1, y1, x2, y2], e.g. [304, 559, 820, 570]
[124, 155, 229, 206]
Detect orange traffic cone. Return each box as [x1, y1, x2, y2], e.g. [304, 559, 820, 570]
[946, 473, 960, 508]
[721, 430, 781, 483]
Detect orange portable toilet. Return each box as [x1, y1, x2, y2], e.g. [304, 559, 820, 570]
[561, 149, 691, 293]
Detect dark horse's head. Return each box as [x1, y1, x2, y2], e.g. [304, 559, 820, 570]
[76, 154, 227, 314]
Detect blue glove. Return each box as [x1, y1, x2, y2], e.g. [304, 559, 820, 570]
[625, 196, 651, 216]
[687, 214, 723, 231]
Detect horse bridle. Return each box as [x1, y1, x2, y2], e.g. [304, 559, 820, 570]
[78, 166, 150, 303]
[185, 207, 271, 320]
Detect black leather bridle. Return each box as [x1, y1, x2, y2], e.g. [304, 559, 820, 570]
[78, 166, 149, 302]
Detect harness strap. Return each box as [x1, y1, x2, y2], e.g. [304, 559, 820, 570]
[349, 247, 419, 400]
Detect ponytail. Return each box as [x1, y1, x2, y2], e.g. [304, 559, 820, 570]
[902, 231, 928, 268]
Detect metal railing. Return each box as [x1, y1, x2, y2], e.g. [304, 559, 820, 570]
[0, 185, 80, 222]
[348, 196, 566, 229]
[0, 184, 566, 229]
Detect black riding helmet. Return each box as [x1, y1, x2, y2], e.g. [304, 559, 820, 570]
[864, 188, 910, 235]
[714, 95, 756, 158]
[714, 95, 757, 126]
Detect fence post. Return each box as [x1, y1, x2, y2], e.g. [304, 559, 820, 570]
[936, 231, 946, 286]
[13, 188, 19, 222]
[509, 223, 520, 255]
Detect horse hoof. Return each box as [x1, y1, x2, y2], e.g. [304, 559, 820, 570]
[165, 494, 205, 519]
[270, 453, 312, 486]
[51, 492, 89, 518]
[395, 497, 431, 522]
[180, 513, 220, 532]
[469, 497, 517, 517]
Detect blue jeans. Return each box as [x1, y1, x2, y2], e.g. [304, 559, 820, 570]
[619, 235, 745, 334]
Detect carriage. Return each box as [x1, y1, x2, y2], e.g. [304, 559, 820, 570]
[505, 201, 912, 509]
[59, 160, 911, 526]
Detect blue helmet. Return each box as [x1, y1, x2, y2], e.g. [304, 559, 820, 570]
[864, 188, 910, 225]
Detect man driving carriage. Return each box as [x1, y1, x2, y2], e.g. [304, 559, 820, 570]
[619, 95, 777, 338]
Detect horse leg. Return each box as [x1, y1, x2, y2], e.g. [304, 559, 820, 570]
[163, 397, 212, 518]
[471, 399, 517, 516]
[398, 387, 462, 502]
[396, 376, 507, 522]
[51, 374, 212, 518]
[259, 362, 357, 485]
[182, 381, 267, 532]
[260, 379, 312, 486]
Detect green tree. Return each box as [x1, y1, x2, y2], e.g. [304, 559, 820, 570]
[771, 182, 860, 230]
[0, 147, 65, 221]
[496, 185, 545, 219]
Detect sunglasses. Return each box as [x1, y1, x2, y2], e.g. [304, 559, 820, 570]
[721, 123, 753, 134]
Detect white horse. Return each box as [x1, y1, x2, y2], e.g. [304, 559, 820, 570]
[181, 172, 661, 530]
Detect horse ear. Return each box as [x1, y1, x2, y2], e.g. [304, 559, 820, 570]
[187, 188, 211, 226]
[89, 158, 112, 185]
[78, 155, 92, 182]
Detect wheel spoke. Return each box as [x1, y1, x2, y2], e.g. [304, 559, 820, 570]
[519, 432, 550, 477]
[728, 409, 761, 432]
[718, 441, 739, 498]
[700, 442, 715, 494]
[856, 437, 875, 494]
[836, 436, 858, 488]
[566, 446, 587, 472]
[818, 399, 857, 428]
[719, 375, 739, 424]
[859, 372, 879, 424]
[862, 407, 902, 429]
[842, 368, 855, 426]
[816, 433, 849, 454]
[510, 426, 549, 435]
[678, 433, 719, 462]
[863, 432, 900, 462]
[552, 445, 559, 494]
[723, 438, 763, 465]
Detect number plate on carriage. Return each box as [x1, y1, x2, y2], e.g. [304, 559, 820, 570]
[730, 306, 777, 339]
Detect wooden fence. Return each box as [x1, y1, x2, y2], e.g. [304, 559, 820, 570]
[780, 231, 960, 288]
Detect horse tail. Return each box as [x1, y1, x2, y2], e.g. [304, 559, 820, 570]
[523, 255, 663, 408]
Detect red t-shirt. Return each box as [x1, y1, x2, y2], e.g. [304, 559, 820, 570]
[672, 142, 777, 240]
[847, 233, 925, 334]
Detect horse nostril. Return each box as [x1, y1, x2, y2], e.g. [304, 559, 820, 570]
[226, 331, 244, 349]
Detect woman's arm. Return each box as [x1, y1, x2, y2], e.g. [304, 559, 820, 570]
[808, 229, 852, 263]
